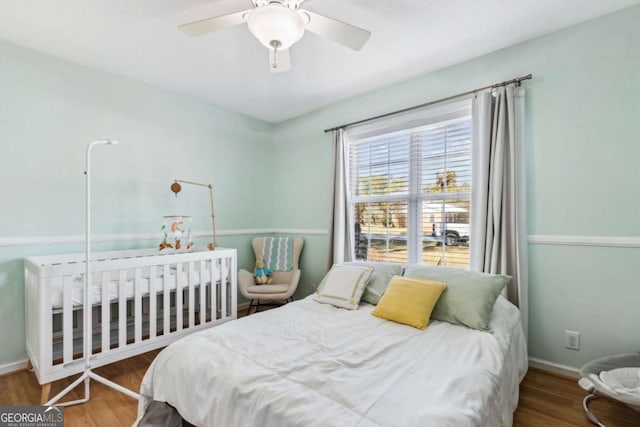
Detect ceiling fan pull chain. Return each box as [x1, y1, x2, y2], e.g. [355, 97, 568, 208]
[270, 40, 282, 69]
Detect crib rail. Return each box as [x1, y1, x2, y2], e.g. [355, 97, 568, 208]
[25, 248, 237, 385]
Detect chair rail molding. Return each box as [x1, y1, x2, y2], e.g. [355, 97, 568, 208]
[0, 229, 329, 247]
[528, 234, 640, 248]
[3, 232, 635, 249]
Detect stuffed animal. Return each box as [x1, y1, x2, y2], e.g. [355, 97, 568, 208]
[254, 259, 273, 285]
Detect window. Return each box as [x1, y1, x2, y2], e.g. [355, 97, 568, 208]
[347, 103, 472, 267]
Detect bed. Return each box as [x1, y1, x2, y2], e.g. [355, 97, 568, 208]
[137, 293, 527, 426]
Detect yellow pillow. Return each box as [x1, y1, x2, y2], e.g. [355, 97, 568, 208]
[371, 276, 447, 330]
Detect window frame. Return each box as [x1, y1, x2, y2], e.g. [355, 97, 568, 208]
[346, 99, 472, 266]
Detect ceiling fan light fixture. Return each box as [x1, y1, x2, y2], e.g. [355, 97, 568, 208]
[247, 4, 305, 49]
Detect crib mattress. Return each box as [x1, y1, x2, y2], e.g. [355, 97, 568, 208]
[50, 266, 229, 310]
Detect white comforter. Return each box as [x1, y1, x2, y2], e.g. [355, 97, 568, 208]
[137, 295, 527, 427]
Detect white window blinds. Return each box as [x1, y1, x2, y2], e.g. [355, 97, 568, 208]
[348, 110, 472, 267]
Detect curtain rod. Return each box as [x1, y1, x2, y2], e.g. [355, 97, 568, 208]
[323, 73, 532, 133]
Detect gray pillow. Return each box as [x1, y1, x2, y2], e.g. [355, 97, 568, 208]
[343, 262, 404, 305]
[403, 265, 510, 331]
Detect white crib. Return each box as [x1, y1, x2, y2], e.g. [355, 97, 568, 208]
[24, 247, 237, 401]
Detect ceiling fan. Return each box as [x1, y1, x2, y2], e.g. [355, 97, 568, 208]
[178, 0, 371, 73]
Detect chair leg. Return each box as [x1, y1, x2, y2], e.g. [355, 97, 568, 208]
[247, 299, 255, 315]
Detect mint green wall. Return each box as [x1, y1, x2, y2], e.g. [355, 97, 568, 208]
[0, 40, 273, 365]
[272, 6, 640, 369]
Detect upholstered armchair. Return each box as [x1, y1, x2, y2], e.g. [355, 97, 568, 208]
[238, 237, 304, 313]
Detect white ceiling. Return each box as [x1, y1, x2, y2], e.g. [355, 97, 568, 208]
[0, 0, 638, 123]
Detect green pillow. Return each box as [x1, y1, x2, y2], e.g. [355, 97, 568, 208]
[343, 262, 404, 305]
[403, 265, 510, 331]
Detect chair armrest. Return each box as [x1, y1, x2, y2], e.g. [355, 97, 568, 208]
[238, 269, 254, 299]
[285, 269, 301, 299]
[269, 269, 302, 299]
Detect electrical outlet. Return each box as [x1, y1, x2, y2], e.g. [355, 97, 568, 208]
[565, 330, 580, 350]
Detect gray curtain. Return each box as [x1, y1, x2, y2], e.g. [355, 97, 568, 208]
[328, 128, 354, 266]
[471, 85, 528, 336]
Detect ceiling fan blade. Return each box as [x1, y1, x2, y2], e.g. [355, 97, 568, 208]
[178, 10, 250, 37]
[301, 10, 371, 51]
[269, 48, 291, 73]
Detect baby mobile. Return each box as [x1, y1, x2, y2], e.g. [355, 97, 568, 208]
[159, 179, 217, 251]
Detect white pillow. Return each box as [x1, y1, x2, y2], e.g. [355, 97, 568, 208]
[314, 264, 373, 310]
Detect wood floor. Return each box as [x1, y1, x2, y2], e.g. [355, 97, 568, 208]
[2, 360, 638, 427]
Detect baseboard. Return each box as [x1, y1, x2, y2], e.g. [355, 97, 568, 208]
[237, 301, 250, 311]
[0, 359, 29, 377]
[528, 357, 580, 379]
